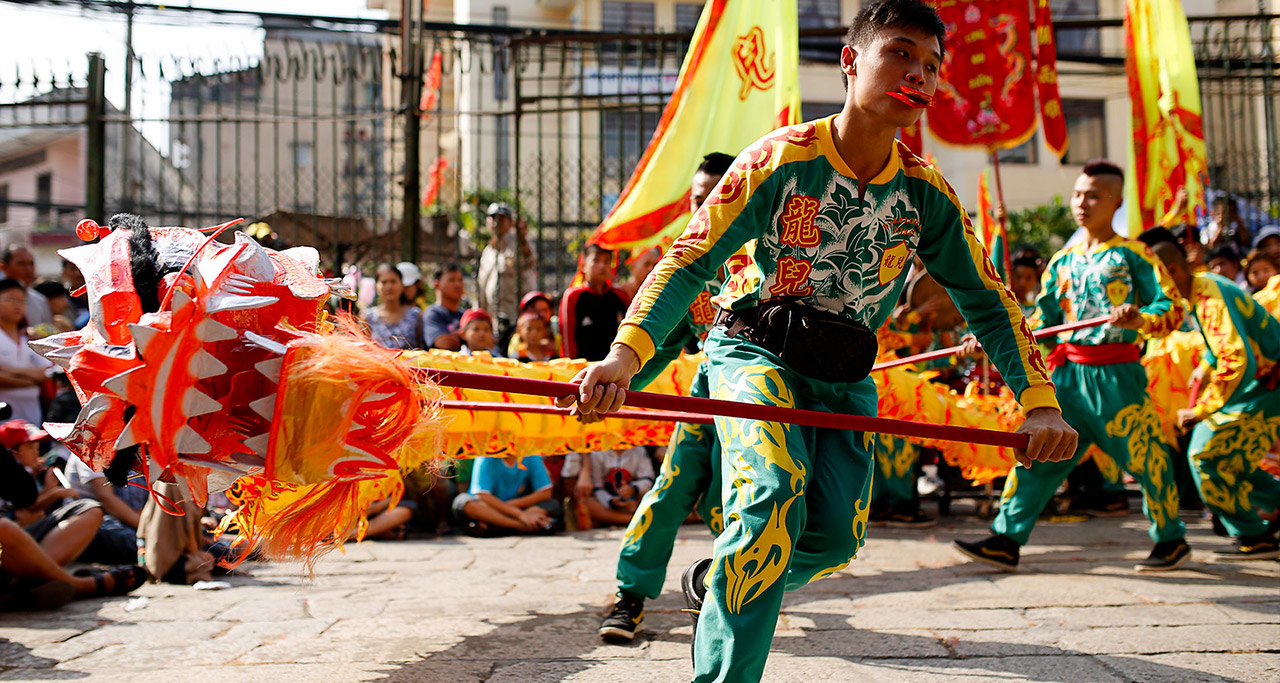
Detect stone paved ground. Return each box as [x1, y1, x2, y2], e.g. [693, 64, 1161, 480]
[1, 512, 1277, 682]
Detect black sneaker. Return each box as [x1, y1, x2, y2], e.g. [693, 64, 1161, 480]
[681, 558, 711, 664]
[1134, 537, 1191, 572]
[598, 592, 645, 642]
[1212, 533, 1280, 562]
[954, 535, 1020, 572]
[885, 512, 939, 529]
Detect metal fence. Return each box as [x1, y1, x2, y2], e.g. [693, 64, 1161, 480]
[1, 12, 1279, 292]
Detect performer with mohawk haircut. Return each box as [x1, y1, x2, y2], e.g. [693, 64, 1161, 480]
[956, 160, 1191, 574]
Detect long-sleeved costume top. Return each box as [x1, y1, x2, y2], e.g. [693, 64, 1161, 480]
[1189, 272, 1280, 418]
[1037, 235, 1185, 345]
[614, 116, 1057, 413]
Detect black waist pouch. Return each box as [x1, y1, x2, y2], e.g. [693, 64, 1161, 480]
[717, 299, 878, 383]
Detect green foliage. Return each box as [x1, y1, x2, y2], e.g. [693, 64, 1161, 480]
[1006, 196, 1078, 258]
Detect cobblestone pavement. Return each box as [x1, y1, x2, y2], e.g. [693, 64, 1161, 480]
[1, 513, 1277, 682]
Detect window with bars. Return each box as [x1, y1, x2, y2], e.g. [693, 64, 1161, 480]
[603, 108, 663, 179]
[1061, 98, 1107, 165]
[996, 134, 1038, 165]
[602, 1, 656, 32]
[675, 3, 703, 32]
[601, 1, 657, 66]
[798, 0, 841, 29]
[35, 172, 51, 227]
[1052, 0, 1100, 57]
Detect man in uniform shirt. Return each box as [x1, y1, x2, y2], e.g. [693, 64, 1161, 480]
[1142, 228, 1280, 560]
[956, 160, 1190, 573]
[561, 2, 1076, 679]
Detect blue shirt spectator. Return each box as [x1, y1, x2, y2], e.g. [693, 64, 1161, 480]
[470, 455, 551, 501]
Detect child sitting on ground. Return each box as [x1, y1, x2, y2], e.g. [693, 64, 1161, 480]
[451, 455, 562, 536]
[566, 446, 654, 528]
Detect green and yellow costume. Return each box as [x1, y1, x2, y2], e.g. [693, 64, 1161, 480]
[1184, 272, 1280, 536]
[616, 117, 1055, 682]
[992, 235, 1187, 546]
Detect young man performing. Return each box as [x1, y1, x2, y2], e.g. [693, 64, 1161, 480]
[956, 160, 1191, 573]
[599, 152, 737, 643]
[560, 2, 1076, 679]
[1141, 228, 1280, 560]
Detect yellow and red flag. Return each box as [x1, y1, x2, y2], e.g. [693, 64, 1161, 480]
[925, 0, 1067, 158]
[976, 168, 1008, 279]
[1124, 0, 1207, 231]
[589, 0, 800, 252]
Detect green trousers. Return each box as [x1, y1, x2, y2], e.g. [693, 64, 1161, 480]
[694, 329, 876, 683]
[616, 363, 723, 600]
[993, 360, 1185, 546]
[1187, 392, 1280, 537]
[872, 434, 919, 513]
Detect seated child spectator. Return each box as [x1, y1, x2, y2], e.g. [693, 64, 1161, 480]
[515, 311, 558, 362]
[451, 455, 562, 536]
[565, 447, 654, 528]
[0, 420, 109, 567]
[352, 475, 416, 541]
[459, 308, 503, 357]
[1245, 250, 1279, 293]
[63, 450, 150, 565]
[507, 291, 560, 358]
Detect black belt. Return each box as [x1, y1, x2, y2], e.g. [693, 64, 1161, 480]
[715, 299, 878, 383]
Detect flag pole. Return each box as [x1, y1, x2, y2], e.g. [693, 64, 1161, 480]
[989, 150, 1014, 278]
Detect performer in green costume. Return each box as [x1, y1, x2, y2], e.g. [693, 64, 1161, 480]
[599, 153, 736, 643]
[562, 3, 1077, 680]
[1142, 228, 1280, 560]
[956, 160, 1190, 574]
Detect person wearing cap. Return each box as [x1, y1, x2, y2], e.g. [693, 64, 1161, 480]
[507, 291, 560, 360]
[397, 261, 426, 308]
[458, 308, 502, 357]
[477, 202, 537, 324]
[0, 419, 111, 571]
[0, 278, 53, 424]
[424, 263, 466, 351]
[1251, 224, 1280, 264]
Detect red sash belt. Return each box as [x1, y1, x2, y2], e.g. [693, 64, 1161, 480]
[1046, 342, 1141, 371]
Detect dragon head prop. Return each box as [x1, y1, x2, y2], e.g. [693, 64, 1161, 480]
[37, 215, 437, 565]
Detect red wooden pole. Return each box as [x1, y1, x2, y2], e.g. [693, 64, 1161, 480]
[990, 150, 1015, 278]
[872, 315, 1109, 371]
[420, 368, 1030, 450]
[440, 400, 713, 425]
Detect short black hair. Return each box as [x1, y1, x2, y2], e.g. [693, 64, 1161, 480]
[583, 243, 612, 259]
[0, 278, 22, 296]
[1011, 255, 1041, 272]
[33, 280, 69, 301]
[842, 0, 947, 88]
[1207, 243, 1241, 264]
[0, 246, 28, 266]
[433, 262, 461, 282]
[696, 152, 735, 180]
[1082, 159, 1124, 183]
[1138, 227, 1186, 260]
